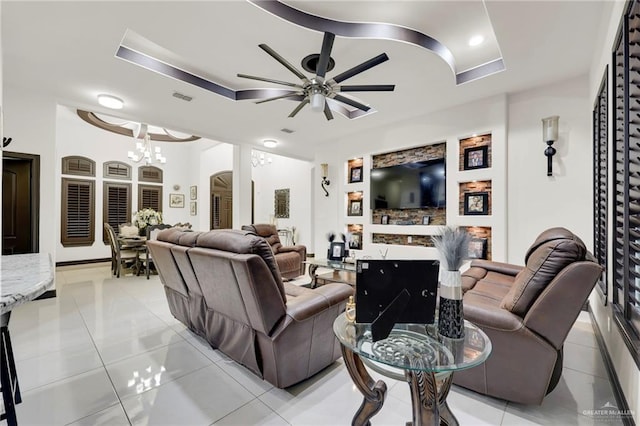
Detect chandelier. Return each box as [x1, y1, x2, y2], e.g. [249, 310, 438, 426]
[251, 150, 272, 167]
[127, 123, 167, 164]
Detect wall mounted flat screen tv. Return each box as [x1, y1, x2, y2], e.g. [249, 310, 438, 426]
[370, 159, 446, 209]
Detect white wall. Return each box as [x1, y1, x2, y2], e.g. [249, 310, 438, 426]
[588, 1, 640, 422]
[251, 150, 313, 248]
[507, 75, 593, 262]
[4, 87, 57, 264]
[313, 95, 508, 262]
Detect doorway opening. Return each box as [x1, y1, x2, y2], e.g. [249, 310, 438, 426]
[2, 151, 40, 254]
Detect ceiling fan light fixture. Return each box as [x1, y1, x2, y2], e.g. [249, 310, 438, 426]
[97, 94, 124, 110]
[310, 92, 325, 112]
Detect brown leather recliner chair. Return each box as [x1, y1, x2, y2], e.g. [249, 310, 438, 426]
[453, 227, 603, 405]
[147, 228, 353, 388]
[241, 224, 306, 280]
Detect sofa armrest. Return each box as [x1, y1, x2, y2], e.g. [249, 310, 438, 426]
[470, 259, 523, 277]
[464, 301, 525, 332]
[278, 244, 306, 257]
[285, 283, 352, 322]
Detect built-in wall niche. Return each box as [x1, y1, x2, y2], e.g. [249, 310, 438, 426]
[465, 226, 492, 261]
[347, 158, 364, 184]
[371, 142, 446, 225]
[459, 134, 492, 171]
[347, 224, 363, 250]
[347, 191, 363, 217]
[459, 181, 492, 216]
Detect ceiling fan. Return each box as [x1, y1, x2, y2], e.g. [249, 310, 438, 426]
[237, 32, 395, 120]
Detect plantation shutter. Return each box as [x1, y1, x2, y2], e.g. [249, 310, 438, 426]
[103, 161, 131, 180]
[61, 178, 95, 247]
[103, 182, 131, 243]
[138, 166, 163, 183]
[138, 184, 163, 212]
[212, 194, 221, 229]
[62, 156, 95, 177]
[593, 68, 608, 302]
[612, 1, 640, 338]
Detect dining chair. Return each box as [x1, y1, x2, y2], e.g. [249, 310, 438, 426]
[104, 223, 139, 278]
[140, 224, 172, 279]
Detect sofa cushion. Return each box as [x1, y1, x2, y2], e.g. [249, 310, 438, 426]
[501, 228, 586, 317]
[196, 229, 287, 304]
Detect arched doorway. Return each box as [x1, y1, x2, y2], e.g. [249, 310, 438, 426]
[210, 171, 233, 229]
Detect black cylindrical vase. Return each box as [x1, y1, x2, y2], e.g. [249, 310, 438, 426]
[438, 270, 465, 339]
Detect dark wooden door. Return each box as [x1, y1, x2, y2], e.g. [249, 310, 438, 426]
[3, 158, 32, 254]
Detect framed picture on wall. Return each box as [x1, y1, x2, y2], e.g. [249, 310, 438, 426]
[190, 185, 197, 200]
[169, 193, 185, 208]
[348, 199, 363, 216]
[468, 238, 488, 259]
[349, 166, 363, 183]
[463, 145, 489, 170]
[349, 232, 363, 250]
[190, 201, 197, 216]
[463, 192, 489, 215]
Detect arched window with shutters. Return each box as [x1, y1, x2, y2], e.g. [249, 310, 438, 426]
[103, 181, 131, 243]
[103, 161, 132, 180]
[61, 156, 96, 247]
[138, 166, 163, 184]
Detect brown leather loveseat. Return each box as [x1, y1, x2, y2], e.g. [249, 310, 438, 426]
[453, 227, 603, 404]
[147, 228, 352, 388]
[241, 224, 306, 279]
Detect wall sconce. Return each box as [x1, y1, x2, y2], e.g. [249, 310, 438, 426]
[320, 163, 330, 197]
[542, 115, 559, 176]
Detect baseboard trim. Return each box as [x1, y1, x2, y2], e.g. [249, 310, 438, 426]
[588, 304, 636, 426]
[56, 258, 110, 267]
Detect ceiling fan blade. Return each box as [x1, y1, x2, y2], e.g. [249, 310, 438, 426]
[333, 94, 371, 112]
[323, 101, 334, 121]
[332, 53, 389, 84]
[259, 44, 309, 82]
[255, 92, 302, 104]
[237, 73, 302, 88]
[289, 99, 310, 117]
[316, 32, 335, 80]
[340, 84, 395, 92]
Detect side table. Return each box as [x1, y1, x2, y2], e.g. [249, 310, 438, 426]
[333, 313, 492, 426]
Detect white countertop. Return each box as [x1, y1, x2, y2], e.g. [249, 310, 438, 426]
[1, 253, 54, 315]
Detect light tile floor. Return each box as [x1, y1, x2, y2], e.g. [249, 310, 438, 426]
[2, 264, 625, 425]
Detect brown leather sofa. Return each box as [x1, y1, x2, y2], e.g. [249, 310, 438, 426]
[453, 227, 603, 405]
[147, 228, 352, 388]
[241, 224, 306, 280]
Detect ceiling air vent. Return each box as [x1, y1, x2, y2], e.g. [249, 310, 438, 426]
[173, 92, 193, 102]
[280, 128, 294, 134]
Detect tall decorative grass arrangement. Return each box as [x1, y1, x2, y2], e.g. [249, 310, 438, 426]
[431, 226, 471, 271]
[432, 226, 470, 339]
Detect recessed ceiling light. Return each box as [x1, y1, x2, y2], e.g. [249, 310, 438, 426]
[97, 94, 124, 109]
[468, 35, 484, 47]
[263, 139, 278, 148]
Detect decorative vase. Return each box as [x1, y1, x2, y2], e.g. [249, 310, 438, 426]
[345, 295, 356, 323]
[437, 269, 465, 339]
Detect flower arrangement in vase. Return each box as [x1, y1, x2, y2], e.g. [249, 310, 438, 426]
[432, 226, 470, 339]
[133, 208, 163, 235]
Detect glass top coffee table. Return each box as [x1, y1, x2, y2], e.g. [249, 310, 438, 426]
[333, 313, 491, 426]
[303, 258, 357, 288]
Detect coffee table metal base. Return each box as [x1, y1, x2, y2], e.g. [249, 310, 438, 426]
[341, 345, 459, 426]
